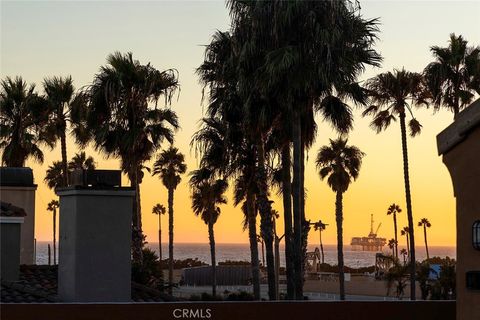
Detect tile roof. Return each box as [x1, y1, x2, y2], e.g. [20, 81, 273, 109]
[1, 265, 172, 303]
[0, 202, 27, 217]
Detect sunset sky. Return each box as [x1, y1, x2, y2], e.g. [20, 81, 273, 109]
[2, 1, 479, 247]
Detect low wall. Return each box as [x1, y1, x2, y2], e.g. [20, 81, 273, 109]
[1, 301, 455, 320]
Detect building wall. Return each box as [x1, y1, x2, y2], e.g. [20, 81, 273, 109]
[1, 222, 22, 281]
[442, 128, 480, 320]
[0, 186, 37, 264]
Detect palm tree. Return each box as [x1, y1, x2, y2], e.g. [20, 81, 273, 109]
[152, 203, 166, 267]
[400, 248, 408, 265]
[0, 76, 52, 166]
[152, 146, 186, 294]
[312, 220, 327, 264]
[387, 203, 402, 259]
[196, 30, 262, 300]
[68, 151, 95, 171]
[401, 226, 411, 258]
[45, 153, 96, 190]
[364, 68, 429, 300]
[46, 200, 59, 265]
[43, 76, 82, 186]
[424, 34, 480, 118]
[228, 0, 381, 299]
[190, 171, 228, 297]
[80, 52, 179, 263]
[388, 239, 397, 257]
[316, 138, 365, 300]
[418, 218, 432, 261]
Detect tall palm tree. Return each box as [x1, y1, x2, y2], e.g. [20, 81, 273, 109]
[388, 239, 397, 257]
[152, 203, 166, 267]
[418, 218, 432, 261]
[401, 226, 411, 258]
[80, 52, 179, 263]
[312, 220, 327, 264]
[316, 138, 365, 300]
[424, 34, 480, 118]
[387, 203, 402, 259]
[43, 76, 81, 186]
[45, 153, 96, 190]
[46, 200, 59, 265]
[228, 0, 381, 299]
[364, 69, 429, 300]
[190, 171, 228, 297]
[196, 30, 262, 300]
[152, 146, 186, 294]
[0, 76, 52, 167]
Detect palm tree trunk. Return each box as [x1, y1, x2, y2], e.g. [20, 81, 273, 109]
[131, 175, 144, 264]
[399, 112, 416, 301]
[256, 137, 276, 300]
[53, 209, 57, 265]
[292, 113, 303, 300]
[158, 214, 162, 269]
[281, 145, 295, 299]
[60, 130, 69, 187]
[406, 233, 410, 259]
[394, 213, 398, 259]
[246, 191, 261, 300]
[261, 240, 265, 267]
[335, 191, 346, 301]
[274, 234, 280, 300]
[208, 219, 216, 297]
[319, 229, 325, 265]
[168, 187, 174, 295]
[424, 226, 429, 261]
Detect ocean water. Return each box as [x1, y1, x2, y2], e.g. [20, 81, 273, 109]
[35, 242, 455, 268]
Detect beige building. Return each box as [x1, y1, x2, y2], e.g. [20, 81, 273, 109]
[0, 168, 37, 265]
[437, 98, 480, 320]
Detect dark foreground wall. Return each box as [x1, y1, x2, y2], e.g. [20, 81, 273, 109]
[1, 301, 455, 320]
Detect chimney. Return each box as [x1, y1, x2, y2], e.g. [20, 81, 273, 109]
[0, 167, 37, 265]
[0, 202, 26, 281]
[56, 170, 134, 302]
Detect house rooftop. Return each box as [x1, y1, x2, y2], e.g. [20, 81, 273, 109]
[1, 265, 174, 303]
[0, 202, 27, 217]
[437, 98, 480, 155]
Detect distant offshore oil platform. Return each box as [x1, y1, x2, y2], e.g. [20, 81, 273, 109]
[351, 214, 386, 251]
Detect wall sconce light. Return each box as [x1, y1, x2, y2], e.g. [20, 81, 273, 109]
[473, 220, 480, 250]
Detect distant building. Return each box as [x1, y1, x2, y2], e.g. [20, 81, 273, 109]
[437, 98, 480, 320]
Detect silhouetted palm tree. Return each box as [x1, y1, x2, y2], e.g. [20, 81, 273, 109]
[152, 203, 166, 267]
[256, 234, 265, 267]
[387, 204, 402, 259]
[46, 200, 59, 265]
[228, 0, 381, 299]
[0, 76, 52, 166]
[424, 34, 480, 118]
[312, 220, 327, 264]
[401, 226, 411, 258]
[388, 239, 397, 258]
[153, 146, 186, 294]
[196, 30, 262, 300]
[80, 52, 179, 263]
[43, 76, 83, 186]
[316, 138, 365, 300]
[190, 171, 228, 297]
[68, 151, 95, 171]
[400, 248, 408, 265]
[45, 152, 96, 190]
[364, 69, 429, 300]
[418, 218, 432, 261]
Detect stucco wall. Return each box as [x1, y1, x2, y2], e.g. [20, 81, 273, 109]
[0, 186, 37, 264]
[442, 127, 480, 320]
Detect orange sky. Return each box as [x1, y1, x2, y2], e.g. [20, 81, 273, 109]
[3, 1, 480, 247]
